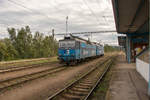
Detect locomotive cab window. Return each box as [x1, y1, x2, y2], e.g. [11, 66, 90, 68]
[59, 40, 75, 49]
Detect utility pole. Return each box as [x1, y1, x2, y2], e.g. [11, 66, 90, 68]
[66, 16, 68, 37]
[52, 29, 54, 39]
[91, 33, 92, 41]
[148, 3, 150, 96]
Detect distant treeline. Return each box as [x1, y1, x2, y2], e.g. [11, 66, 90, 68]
[104, 44, 121, 52]
[0, 26, 58, 61]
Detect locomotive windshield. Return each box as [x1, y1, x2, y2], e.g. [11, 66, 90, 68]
[59, 41, 75, 48]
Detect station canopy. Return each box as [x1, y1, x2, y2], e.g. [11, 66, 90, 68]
[112, 0, 149, 34]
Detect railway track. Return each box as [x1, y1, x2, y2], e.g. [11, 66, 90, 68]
[47, 57, 114, 100]
[0, 62, 58, 74]
[0, 56, 107, 93]
[0, 65, 67, 93]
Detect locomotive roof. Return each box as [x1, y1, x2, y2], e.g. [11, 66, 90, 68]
[59, 34, 103, 46]
[59, 35, 89, 43]
[71, 35, 90, 43]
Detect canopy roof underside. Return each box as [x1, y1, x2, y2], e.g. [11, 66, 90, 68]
[112, 0, 149, 34]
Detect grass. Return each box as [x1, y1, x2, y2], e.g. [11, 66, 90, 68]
[0, 57, 58, 69]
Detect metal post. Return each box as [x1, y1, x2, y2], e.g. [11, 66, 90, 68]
[52, 29, 54, 39]
[66, 16, 68, 36]
[126, 34, 131, 63]
[148, 10, 150, 96]
[91, 33, 92, 41]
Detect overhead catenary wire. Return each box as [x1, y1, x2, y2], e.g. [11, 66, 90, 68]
[7, 0, 52, 21]
[0, 17, 27, 27]
[0, 0, 55, 36]
[83, 0, 113, 27]
[82, 0, 103, 27]
[81, 0, 113, 42]
[95, 0, 111, 26]
[0, 1, 29, 28]
[5, 0, 68, 32]
[2, 1, 116, 39]
[95, 0, 117, 42]
[0, 0, 37, 30]
[7, 0, 109, 29]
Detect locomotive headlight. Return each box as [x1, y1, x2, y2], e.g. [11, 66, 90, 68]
[66, 50, 70, 55]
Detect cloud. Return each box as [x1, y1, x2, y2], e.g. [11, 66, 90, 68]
[0, 0, 118, 45]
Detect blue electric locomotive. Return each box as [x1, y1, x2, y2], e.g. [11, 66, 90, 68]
[58, 35, 104, 65]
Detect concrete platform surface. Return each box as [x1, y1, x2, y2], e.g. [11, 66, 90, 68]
[106, 54, 149, 100]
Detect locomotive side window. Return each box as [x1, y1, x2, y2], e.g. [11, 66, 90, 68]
[59, 41, 75, 48]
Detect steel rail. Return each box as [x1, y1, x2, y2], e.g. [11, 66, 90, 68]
[0, 66, 66, 93]
[0, 62, 58, 74]
[46, 57, 113, 100]
[84, 59, 113, 100]
[0, 65, 63, 82]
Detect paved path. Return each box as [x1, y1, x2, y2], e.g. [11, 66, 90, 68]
[106, 54, 149, 100]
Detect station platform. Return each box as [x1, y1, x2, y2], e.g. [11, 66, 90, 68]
[106, 54, 149, 100]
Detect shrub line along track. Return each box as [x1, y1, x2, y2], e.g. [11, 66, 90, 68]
[0, 62, 58, 74]
[47, 57, 114, 100]
[0, 65, 66, 93]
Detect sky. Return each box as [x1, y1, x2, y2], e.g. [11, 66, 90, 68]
[0, 0, 118, 45]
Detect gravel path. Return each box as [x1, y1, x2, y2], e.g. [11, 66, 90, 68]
[0, 56, 108, 100]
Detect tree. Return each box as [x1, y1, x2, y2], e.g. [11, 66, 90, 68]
[0, 26, 58, 61]
[0, 40, 7, 61]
